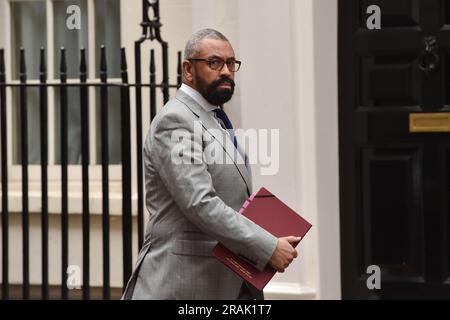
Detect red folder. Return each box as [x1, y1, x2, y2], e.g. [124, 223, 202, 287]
[212, 187, 312, 291]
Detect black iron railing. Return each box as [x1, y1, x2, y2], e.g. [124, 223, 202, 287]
[0, 0, 181, 300]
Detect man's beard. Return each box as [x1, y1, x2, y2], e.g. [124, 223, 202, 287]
[197, 76, 235, 106]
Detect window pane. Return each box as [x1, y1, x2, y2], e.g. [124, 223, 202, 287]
[54, 88, 82, 165]
[12, 88, 42, 165]
[95, 0, 121, 78]
[53, 0, 88, 78]
[11, 1, 46, 164]
[11, 1, 47, 80]
[53, 0, 88, 164]
[95, 0, 121, 164]
[96, 88, 121, 164]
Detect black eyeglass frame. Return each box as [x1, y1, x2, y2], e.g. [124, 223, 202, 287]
[187, 58, 242, 72]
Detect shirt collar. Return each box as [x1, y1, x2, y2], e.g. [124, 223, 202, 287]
[179, 83, 219, 113]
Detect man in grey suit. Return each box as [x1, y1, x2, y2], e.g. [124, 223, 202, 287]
[122, 29, 300, 300]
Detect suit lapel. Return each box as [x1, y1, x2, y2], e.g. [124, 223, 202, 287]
[175, 90, 252, 195]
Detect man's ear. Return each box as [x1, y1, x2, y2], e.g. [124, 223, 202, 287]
[182, 60, 193, 82]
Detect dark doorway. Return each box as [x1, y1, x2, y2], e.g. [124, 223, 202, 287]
[339, 0, 450, 299]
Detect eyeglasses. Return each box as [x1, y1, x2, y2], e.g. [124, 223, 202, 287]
[188, 58, 242, 72]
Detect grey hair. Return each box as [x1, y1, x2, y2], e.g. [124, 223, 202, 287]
[184, 28, 229, 59]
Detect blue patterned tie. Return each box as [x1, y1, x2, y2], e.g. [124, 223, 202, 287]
[214, 107, 248, 166]
[213, 107, 238, 149]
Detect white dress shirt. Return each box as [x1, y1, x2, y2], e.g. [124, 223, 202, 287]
[179, 83, 230, 137]
[179, 83, 247, 164]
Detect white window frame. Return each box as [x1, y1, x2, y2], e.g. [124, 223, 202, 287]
[2, 0, 139, 215]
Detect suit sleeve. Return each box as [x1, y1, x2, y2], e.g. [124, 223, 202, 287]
[148, 110, 277, 271]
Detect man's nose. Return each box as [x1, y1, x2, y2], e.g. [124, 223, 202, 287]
[220, 63, 233, 77]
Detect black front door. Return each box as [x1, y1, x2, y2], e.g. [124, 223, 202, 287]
[339, 0, 450, 299]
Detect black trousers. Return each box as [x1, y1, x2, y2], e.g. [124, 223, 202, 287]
[237, 282, 264, 300]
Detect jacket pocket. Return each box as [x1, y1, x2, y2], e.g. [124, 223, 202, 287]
[171, 239, 217, 257]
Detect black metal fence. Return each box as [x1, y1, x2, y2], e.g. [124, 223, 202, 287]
[0, 0, 181, 300]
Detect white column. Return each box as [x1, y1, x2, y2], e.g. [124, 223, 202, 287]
[311, 0, 340, 299]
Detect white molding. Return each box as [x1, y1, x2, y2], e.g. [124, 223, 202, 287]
[1, 180, 138, 215]
[312, 0, 341, 300]
[8, 164, 123, 181]
[291, 0, 323, 298]
[264, 282, 316, 300]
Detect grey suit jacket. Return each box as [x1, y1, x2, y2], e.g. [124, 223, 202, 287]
[122, 90, 277, 300]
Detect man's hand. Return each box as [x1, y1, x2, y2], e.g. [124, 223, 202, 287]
[268, 236, 301, 272]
